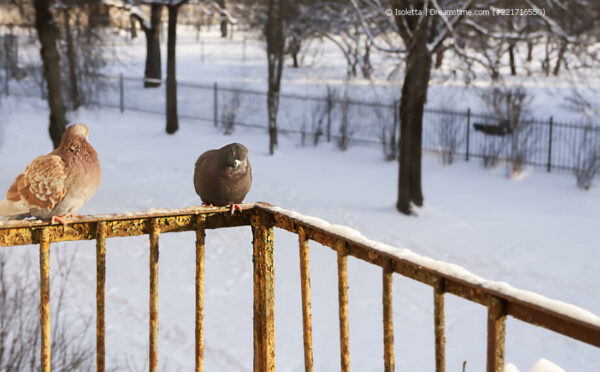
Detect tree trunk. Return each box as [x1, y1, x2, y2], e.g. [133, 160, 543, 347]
[63, 8, 81, 110]
[434, 47, 445, 69]
[526, 40, 533, 62]
[553, 40, 566, 76]
[217, 0, 228, 37]
[165, 4, 180, 134]
[508, 42, 516, 75]
[396, 45, 432, 214]
[33, 0, 67, 148]
[289, 37, 300, 68]
[143, 4, 163, 88]
[266, 0, 284, 155]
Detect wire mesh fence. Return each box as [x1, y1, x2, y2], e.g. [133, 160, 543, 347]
[2, 71, 599, 176]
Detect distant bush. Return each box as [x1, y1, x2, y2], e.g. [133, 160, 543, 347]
[221, 91, 241, 135]
[437, 112, 463, 166]
[574, 124, 600, 190]
[0, 251, 93, 371]
[479, 86, 534, 174]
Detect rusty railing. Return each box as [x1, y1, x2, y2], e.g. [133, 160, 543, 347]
[0, 202, 598, 372]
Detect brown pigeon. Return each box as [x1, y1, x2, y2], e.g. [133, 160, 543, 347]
[193, 143, 252, 214]
[0, 124, 102, 225]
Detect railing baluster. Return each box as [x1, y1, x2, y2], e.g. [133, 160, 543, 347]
[96, 222, 107, 372]
[486, 298, 506, 372]
[298, 227, 314, 372]
[434, 279, 446, 372]
[382, 260, 394, 372]
[336, 241, 350, 372]
[149, 218, 160, 372]
[195, 215, 206, 372]
[39, 228, 51, 372]
[251, 212, 275, 372]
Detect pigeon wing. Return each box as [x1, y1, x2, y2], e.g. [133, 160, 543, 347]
[4, 155, 67, 214]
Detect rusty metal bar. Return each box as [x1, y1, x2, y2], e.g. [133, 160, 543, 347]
[434, 279, 446, 372]
[259, 204, 600, 348]
[382, 260, 394, 372]
[487, 298, 507, 372]
[0, 206, 253, 247]
[39, 228, 51, 372]
[336, 241, 350, 372]
[96, 222, 107, 372]
[149, 218, 160, 372]
[298, 227, 314, 372]
[195, 215, 206, 372]
[251, 211, 275, 372]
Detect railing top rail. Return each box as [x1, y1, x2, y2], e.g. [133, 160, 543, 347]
[0, 204, 257, 246]
[254, 204, 600, 347]
[1, 202, 598, 348]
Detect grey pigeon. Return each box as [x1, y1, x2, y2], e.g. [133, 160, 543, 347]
[193, 143, 252, 214]
[0, 124, 102, 225]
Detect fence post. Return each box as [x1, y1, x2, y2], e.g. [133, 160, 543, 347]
[465, 108, 471, 161]
[201, 39, 205, 63]
[242, 37, 246, 61]
[326, 88, 332, 142]
[119, 73, 124, 113]
[3, 63, 8, 96]
[547, 116, 553, 172]
[213, 82, 219, 127]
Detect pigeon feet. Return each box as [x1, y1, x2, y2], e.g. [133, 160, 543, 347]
[51, 214, 84, 226]
[230, 204, 242, 215]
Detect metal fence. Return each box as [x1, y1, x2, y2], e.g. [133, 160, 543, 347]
[0, 203, 598, 372]
[95, 74, 600, 175]
[2, 72, 599, 175]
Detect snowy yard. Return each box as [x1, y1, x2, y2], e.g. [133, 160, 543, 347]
[1, 26, 599, 372]
[0, 94, 599, 371]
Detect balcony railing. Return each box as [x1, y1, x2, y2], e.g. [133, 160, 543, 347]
[0, 202, 598, 372]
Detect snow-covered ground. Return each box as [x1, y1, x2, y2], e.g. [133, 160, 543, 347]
[0, 95, 598, 371]
[1, 27, 599, 371]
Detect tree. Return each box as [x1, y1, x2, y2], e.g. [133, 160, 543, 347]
[165, 0, 189, 134]
[351, 0, 600, 214]
[265, 0, 284, 154]
[105, 0, 164, 87]
[33, 0, 67, 148]
[215, 0, 228, 37]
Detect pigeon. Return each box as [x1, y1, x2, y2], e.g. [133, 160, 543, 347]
[0, 124, 102, 225]
[193, 143, 252, 214]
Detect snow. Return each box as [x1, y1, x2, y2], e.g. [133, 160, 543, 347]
[529, 358, 566, 372]
[1, 27, 599, 371]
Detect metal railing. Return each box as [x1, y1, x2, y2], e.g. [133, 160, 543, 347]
[0, 203, 599, 372]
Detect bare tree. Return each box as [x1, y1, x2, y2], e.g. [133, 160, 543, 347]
[264, 0, 284, 154]
[105, 0, 164, 88]
[165, 0, 190, 135]
[33, 0, 67, 148]
[351, 0, 600, 214]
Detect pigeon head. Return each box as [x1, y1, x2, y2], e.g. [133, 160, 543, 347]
[61, 124, 90, 145]
[67, 124, 89, 138]
[218, 143, 249, 174]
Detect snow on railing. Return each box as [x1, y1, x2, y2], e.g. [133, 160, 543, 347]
[0, 202, 598, 372]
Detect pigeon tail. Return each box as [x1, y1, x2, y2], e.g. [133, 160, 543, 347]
[0, 199, 27, 217]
